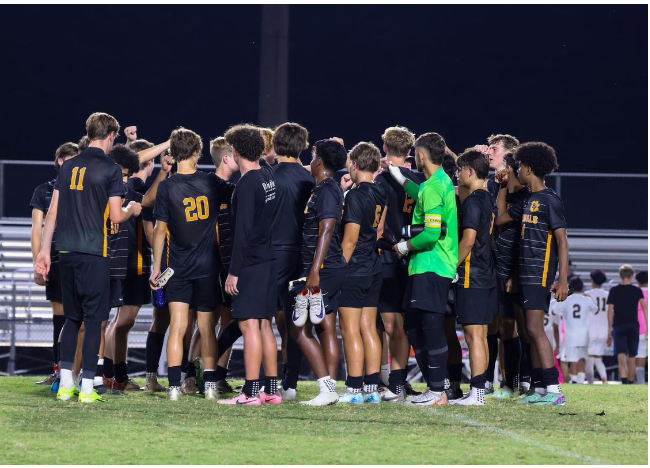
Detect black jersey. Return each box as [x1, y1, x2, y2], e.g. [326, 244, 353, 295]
[229, 168, 277, 276]
[301, 178, 346, 274]
[494, 187, 531, 280]
[153, 171, 231, 281]
[375, 167, 420, 270]
[214, 174, 236, 272]
[107, 187, 142, 279]
[30, 179, 60, 264]
[457, 189, 497, 289]
[342, 181, 388, 277]
[271, 163, 315, 253]
[487, 174, 500, 201]
[508, 187, 567, 287]
[125, 178, 152, 277]
[55, 147, 125, 257]
[229, 158, 273, 185]
[607, 284, 645, 326]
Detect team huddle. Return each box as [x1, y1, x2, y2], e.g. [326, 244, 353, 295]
[31, 111, 644, 407]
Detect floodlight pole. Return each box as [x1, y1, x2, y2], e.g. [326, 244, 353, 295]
[258, 5, 289, 127]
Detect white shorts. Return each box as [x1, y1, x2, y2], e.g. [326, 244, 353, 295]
[588, 339, 607, 356]
[561, 345, 587, 363]
[638, 336, 648, 359]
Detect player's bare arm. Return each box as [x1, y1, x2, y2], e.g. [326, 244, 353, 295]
[149, 220, 167, 289]
[137, 139, 170, 165]
[305, 218, 336, 293]
[109, 195, 141, 224]
[551, 227, 570, 301]
[457, 228, 477, 267]
[341, 222, 360, 263]
[34, 189, 59, 278]
[141, 155, 173, 208]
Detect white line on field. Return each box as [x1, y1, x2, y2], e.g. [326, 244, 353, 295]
[432, 410, 604, 464]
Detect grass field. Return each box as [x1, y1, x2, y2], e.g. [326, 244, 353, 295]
[0, 377, 647, 465]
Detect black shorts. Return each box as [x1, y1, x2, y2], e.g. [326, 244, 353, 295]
[45, 261, 63, 303]
[614, 322, 640, 357]
[231, 261, 277, 320]
[339, 271, 383, 309]
[109, 278, 124, 308]
[455, 287, 497, 325]
[123, 273, 151, 307]
[218, 269, 231, 308]
[59, 253, 110, 324]
[497, 277, 516, 319]
[403, 272, 452, 314]
[520, 284, 552, 312]
[275, 250, 303, 310]
[289, 267, 347, 315]
[379, 268, 407, 314]
[166, 275, 219, 312]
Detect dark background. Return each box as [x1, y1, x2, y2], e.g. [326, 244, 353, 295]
[0, 5, 647, 229]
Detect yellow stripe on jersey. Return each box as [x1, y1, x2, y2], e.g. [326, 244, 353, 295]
[424, 213, 442, 229]
[166, 227, 171, 266]
[542, 231, 553, 287]
[137, 219, 143, 276]
[464, 251, 471, 289]
[103, 203, 110, 257]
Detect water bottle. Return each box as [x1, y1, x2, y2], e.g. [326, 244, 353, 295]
[154, 288, 166, 308]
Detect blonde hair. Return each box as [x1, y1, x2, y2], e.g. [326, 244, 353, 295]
[382, 126, 415, 157]
[260, 127, 274, 155]
[210, 137, 233, 167]
[619, 264, 636, 280]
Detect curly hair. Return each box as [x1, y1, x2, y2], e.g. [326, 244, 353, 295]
[273, 122, 308, 158]
[54, 142, 79, 173]
[224, 124, 265, 162]
[349, 141, 381, 173]
[414, 132, 446, 165]
[170, 127, 203, 162]
[457, 148, 490, 180]
[260, 128, 275, 155]
[382, 126, 415, 157]
[488, 133, 519, 151]
[514, 142, 559, 178]
[314, 139, 347, 172]
[108, 144, 140, 177]
[441, 153, 457, 181]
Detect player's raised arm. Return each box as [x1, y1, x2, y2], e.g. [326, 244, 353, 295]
[137, 139, 170, 165]
[141, 155, 173, 208]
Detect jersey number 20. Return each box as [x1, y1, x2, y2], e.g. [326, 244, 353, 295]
[69, 167, 87, 191]
[184, 196, 209, 222]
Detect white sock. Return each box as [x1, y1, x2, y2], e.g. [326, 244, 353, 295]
[97, 358, 104, 366]
[317, 376, 336, 393]
[521, 381, 530, 392]
[60, 369, 74, 390]
[585, 358, 595, 384]
[547, 384, 562, 394]
[569, 374, 577, 382]
[380, 364, 390, 385]
[594, 359, 607, 381]
[636, 367, 645, 384]
[93, 375, 103, 386]
[577, 372, 585, 384]
[534, 386, 547, 395]
[81, 378, 94, 395]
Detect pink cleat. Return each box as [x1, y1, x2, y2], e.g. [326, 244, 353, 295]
[217, 393, 263, 406]
[260, 391, 284, 404]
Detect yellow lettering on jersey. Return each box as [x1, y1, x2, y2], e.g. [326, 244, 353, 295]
[402, 195, 415, 214]
[530, 200, 540, 212]
[184, 196, 209, 222]
[522, 214, 538, 224]
[69, 167, 87, 191]
[424, 214, 441, 229]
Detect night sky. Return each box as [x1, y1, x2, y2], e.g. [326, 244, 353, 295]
[0, 5, 647, 228]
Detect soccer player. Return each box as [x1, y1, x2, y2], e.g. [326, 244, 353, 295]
[261, 127, 277, 166]
[584, 270, 609, 384]
[373, 126, 419, 402]
[31, 142, 80, 387]
[496, 141, 570, 406]
[150, 127, 231, 401]
[555, 277, 596, 384]
[607, 265, 648, 384]
[218, 124, 279, 405]
[269, 122, 314, 400]
[451, 149, 497, 406]
[635, 271, 647, 384]
[338, 142, 387, 404]
[388, 132, 458, 407]
[35, 112, 141, 403]
[289, 139, 348, 406]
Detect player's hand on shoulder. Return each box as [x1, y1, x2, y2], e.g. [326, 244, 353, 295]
[33, 271, 46, 286]
[127, 200, 142, 217]
[225, 274, 239, 295]
[125, 126, 137, 142]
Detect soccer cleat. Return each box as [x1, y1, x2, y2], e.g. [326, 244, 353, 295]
[260, 391, 284, 404]
[124, 378, 143, 391]
[382, 387, 405, 403]
[167, 386, 182, 401]
[484, 382, 495, 395]
[405, 381, 422, 396]
[94, 384, 109, 395]
[516, 391, 545, 404]
[145, 374, 168, 393]
[36, 373, 58, 386]
[180, 377, 199, 395]
[194, 357, 204, 394]
[338, 389, 364, 404]
[533, 392, 566, 406]
[103, 376, 115, 389]
[300, 391, 339, 406]
[408, 389, 448, 407]
[217, 393, 263, 405]
[216, 379, 234, 394]
[204, 387, 220, 401]
[449, 387, 485, 406]
[50, 377, 60, 394]
[487, 386, 515, 401]
[308, 291, 325, 325]
[56, 385, 80, 401]
[280, 387, 297, 402]
[292, 290, 309, 327]
[363, 391, 382, 404]
[78, 389, 106, 403]
[378, 382, 388, 396]
[445, 387, 464, 401]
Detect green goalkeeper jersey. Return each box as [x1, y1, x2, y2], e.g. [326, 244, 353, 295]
[405, 167, 458, 278]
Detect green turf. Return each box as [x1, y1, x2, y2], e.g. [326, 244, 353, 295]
[0, 377, 647, 464]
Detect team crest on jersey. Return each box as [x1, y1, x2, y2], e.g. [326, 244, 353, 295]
[530, 200, 540, 212]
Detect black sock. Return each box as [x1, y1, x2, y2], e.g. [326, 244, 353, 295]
[532, 368, 544, 389]
[363, 372, 380, 390]
[470, 371, 488, 389]
[181, 349, 190, 373]
[345, 375, 363, 390]
[115, 361, 128, 383]
[520, 339, 531, 384]
[503, 337, 521, 390]
[186, 360, 196, 379]
[145, 332, 165, 373]
[217, 321, 242, 359]
[96, 363, 104, 378]
[52, 315, 66, 365]
[622, 377, 629, 384]
[265, 375, 278, 394]
[406, 327, 429, 383]
[285, 333, 303, 390]
[58, 318, 81, 367]
[203, 370, 216, 383]
[448, 363, 463, 384]
[168, 366, 182, 388]
[388, 368, 406, 394]
[542, 366, 560, 387]
[215, 366, 228, 381]
[80, 320, 102, 380]
[104, 357, 115, 379]
[243, 379, 261, 397]
[486, 333, 498, 384]
[422, 311, 447, 392]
